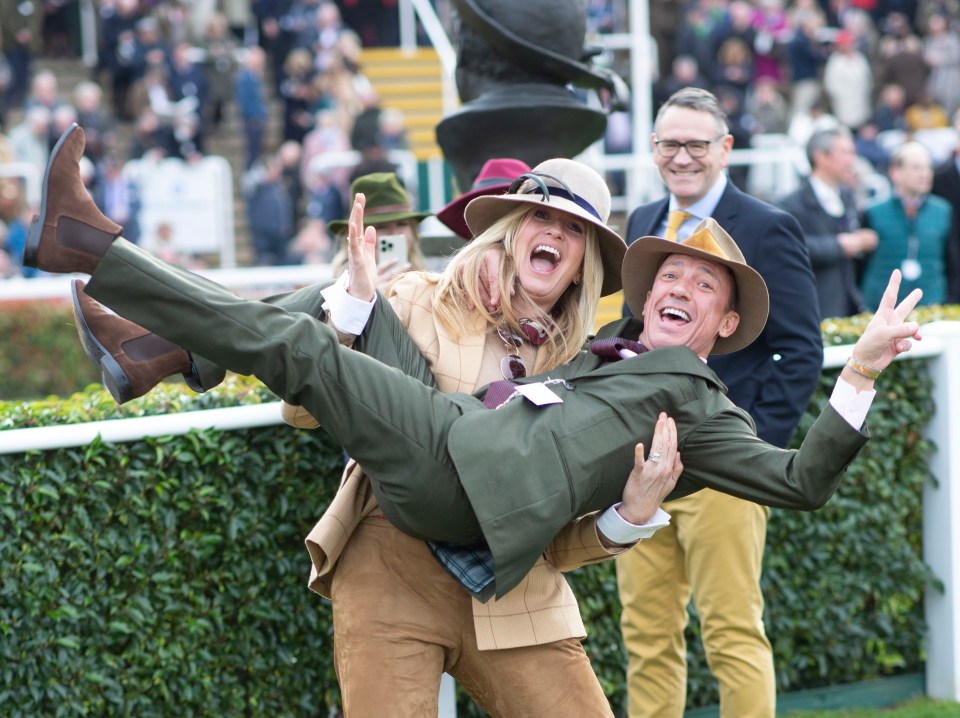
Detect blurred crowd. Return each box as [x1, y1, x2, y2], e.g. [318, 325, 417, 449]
[598, 0, 960, 184]
[0, 0, 411, 275]
[597, 0, 960, 312]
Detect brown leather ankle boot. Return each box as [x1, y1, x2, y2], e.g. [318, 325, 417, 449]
[23, 124, 122, 274]
[71, 280, 195, 404]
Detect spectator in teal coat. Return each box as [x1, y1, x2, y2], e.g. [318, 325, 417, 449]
[861, 141, 953, 310]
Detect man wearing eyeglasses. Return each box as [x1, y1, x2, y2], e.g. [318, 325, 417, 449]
[619, 87, 823, 718]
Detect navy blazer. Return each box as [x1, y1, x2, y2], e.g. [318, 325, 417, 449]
[778, 177, 866, 319]
[932, 156, 960, 304]
[624, 181, 824, 448]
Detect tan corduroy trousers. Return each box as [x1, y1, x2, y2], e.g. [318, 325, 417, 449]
[617, 489, 774, 718]
[331, 516, 613, 717]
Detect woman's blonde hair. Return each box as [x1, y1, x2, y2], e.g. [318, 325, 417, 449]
[433, 205, 604, 368]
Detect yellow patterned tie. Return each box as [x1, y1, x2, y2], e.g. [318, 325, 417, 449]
[665, 210, 693, 242]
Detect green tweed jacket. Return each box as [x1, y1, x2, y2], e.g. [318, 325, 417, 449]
[447, 317, 868, 595]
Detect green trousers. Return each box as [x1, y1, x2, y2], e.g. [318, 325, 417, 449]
[86, 239, 485, 543]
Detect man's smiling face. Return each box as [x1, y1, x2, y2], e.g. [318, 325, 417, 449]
[639, 253, 740, 358]
[652, 106, 733, 208]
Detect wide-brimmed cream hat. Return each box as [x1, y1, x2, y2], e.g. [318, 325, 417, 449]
[621, 217, 769, 354]
[463, 158, 627, 296]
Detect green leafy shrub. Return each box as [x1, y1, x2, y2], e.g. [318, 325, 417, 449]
[1, 379, 345, 717]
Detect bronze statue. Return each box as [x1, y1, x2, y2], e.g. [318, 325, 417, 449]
[436, 0, 629, 192]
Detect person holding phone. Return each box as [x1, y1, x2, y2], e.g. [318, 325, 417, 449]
[328, 172, 430, 287]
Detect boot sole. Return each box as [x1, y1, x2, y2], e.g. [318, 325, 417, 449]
[24, 123, 81, 269]
[71, 280, 135, 404]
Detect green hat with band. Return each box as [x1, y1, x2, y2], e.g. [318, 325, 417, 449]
[328, 173, 432, 234]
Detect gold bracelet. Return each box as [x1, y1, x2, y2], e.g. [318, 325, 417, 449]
[846, 356, 881, 380]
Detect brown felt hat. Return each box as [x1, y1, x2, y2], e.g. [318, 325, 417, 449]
[621, 217, 769, 354]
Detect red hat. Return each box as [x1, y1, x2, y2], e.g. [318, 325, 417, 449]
[437, 158, 531, 240]
[834, 30, 854, 46]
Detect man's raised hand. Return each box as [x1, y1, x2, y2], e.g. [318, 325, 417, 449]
[851, 269, 923, 374]
[618, 413, 683, 526]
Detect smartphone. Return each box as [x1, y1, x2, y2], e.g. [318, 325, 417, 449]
[378, 234, 409, 267]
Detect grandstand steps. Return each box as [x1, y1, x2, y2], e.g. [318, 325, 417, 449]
[359, 46, 448, 161]
[30, 56, 285, 265]
[204, 103, 283, 265]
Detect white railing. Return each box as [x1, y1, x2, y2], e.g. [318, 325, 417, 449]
[0, 403, 283, 454]
[0, 264, 332, 301]
[3, 330, 946, 449]
[920, 322, 960, 700]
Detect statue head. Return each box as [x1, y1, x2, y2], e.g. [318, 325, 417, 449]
[451, 0, 626, 106]
[438, 0, 627, 191]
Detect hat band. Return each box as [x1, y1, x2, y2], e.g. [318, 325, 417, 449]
[530, 187, 602, 222]
[367, 202, 414, 217]
[472, 176, 514, 190]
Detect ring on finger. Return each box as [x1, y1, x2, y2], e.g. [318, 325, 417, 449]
[648, 452, 662, 463]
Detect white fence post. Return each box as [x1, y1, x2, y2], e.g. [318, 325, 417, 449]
[922, 321, 960, 700]
[438, 673, 456, 717]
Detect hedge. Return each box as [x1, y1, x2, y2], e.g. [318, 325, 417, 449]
[2, 377, 347, 717]
[2, 305, 959, 716]
[0, 299, 100, 400]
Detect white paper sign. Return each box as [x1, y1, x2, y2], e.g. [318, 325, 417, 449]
[516, 382, 564, 406]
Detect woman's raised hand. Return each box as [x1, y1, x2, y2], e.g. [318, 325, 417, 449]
[345, 193, 379, 302]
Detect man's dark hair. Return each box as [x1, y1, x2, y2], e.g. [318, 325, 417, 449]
[654, 88, 730, 137]
[805, 126, 852, 166]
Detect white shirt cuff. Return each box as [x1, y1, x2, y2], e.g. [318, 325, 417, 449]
[829, 377, 876, 430]
[320, 273, 376, 335]
[597, 505, 671, 545]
